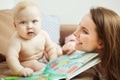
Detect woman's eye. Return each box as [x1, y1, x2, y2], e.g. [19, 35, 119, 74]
[82, 29, 88, 34]
[32, 20, 38, 23]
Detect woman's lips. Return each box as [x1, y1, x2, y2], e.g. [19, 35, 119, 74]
[76, 41, 82, 46]
[76, 41, 82, 44]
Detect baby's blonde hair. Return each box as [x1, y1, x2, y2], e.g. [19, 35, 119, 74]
[13, 0, 39, 19]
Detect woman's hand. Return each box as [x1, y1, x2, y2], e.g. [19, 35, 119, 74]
[62, 42, 76, 55]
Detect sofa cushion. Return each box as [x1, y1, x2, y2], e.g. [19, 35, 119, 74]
[0, 9, 15, 55]
[60, 25, 78, 46]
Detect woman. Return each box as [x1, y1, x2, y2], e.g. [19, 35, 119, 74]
[63, 7, 120, 80]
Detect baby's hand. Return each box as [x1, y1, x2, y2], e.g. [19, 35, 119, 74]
[19, 67, 33, 76]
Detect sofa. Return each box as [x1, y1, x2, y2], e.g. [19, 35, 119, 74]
[0, 9, 95, 80]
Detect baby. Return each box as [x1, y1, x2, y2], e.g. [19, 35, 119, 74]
[6, 1, 62, 76]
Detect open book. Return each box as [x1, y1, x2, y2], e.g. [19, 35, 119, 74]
[1, 51, 101, 80]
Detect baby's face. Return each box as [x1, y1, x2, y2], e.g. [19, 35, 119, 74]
[14, 6, 41, 40]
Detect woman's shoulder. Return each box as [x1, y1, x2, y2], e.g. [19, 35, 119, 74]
[93, 66, 107, 80]
[72, 66, 107, 80]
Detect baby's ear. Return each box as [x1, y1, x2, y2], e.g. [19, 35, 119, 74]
[97, 40, 104, 49]
[13, 22, 16, 28]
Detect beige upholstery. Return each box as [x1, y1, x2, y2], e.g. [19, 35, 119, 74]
[0, 9, 15, 56]
[60, 24, 78, 46]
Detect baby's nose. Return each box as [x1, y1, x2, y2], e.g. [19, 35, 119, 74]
[27, 23, 33, 29]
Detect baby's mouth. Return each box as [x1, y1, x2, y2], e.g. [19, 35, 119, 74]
[27, 32, 34, 35]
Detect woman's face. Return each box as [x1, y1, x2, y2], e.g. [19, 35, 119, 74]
[74, 13, 103, 52]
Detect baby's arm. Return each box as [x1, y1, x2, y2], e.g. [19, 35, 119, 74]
[6, 34, 33, 76]
[44, 31, 62, 61]
[54, 43, 63, 57]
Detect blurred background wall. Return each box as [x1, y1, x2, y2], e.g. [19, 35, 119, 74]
[0, 0, 119, 24]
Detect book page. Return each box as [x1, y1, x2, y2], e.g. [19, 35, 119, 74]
[1, 51, 100, 80]
[43, 51, 100, 79]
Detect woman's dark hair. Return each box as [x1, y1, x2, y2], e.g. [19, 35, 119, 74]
[90, 7, 120, 80]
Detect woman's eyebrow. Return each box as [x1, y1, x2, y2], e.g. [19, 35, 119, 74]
[79, 23, 89, 31]
[81, 26, 89, 32]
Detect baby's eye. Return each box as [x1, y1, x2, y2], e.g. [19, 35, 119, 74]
[20, 21, 26, 24]
[32, 20, 38, 23]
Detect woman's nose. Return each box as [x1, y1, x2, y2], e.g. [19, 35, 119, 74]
[73, 30, 78, 37]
